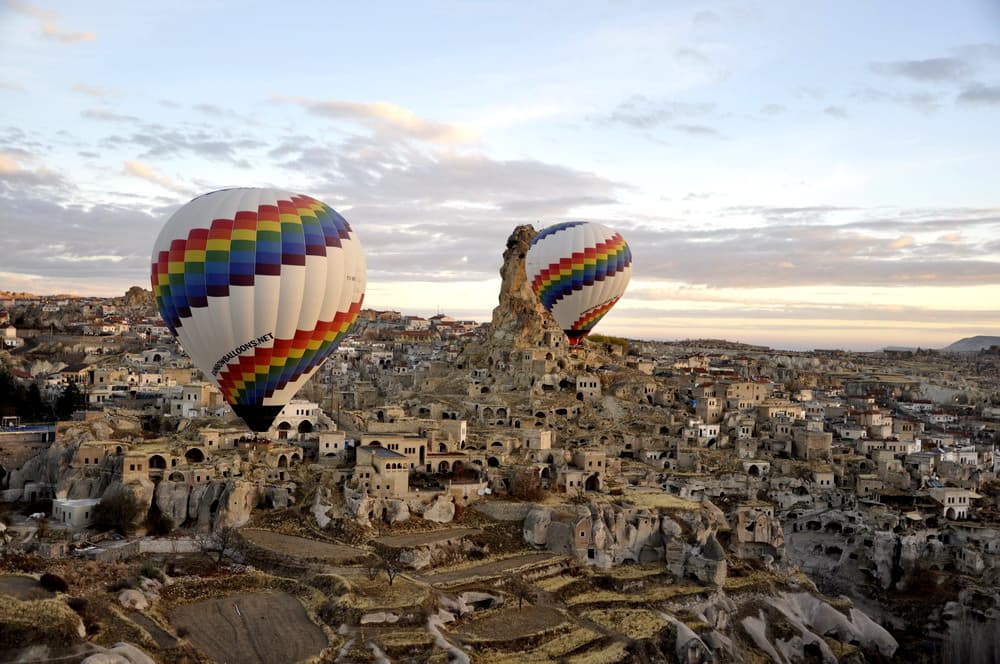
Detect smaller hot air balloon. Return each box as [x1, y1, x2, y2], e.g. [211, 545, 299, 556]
[525, 221, 632, 346]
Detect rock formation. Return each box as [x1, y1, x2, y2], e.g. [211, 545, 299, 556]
[523, 499, 730, 585]
[487, 224, 564, 349]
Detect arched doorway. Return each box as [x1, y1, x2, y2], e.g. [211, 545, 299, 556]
[438, 460, 451, 473]
[298, 420, 313, 434]
[278, 454, 288, 468]
[585, 474, 600, 491]
[185, 448, 205, 463]
[149, 454, 166, 470]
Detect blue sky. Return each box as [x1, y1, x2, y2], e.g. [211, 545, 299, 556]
[1, 0, 999, 350]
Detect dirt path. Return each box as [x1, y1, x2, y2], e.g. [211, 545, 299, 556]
[127, 610, 177, 650]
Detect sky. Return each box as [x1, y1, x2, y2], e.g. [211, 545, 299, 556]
[1, 0, 999, 351]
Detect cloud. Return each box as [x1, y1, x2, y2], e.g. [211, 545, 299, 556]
[940, 232, 962, 242]
[619, 208, 1000, 288]
[0, 150, 66, 189]
[8, 0, 95, 43]
[73, 84, 116, 98]
[957, 82, 1000, 105]
[266, 133, 626, 281]
[82, 108, 139, 123]
[674, 47, 712, 68]
[760, 104, 785, 116]
[871, 57, 971, 82]
[674, 123, 723, 138]
[823, 105, 848, 119]
[0, 81, 25, 92]
[100, 124, 264, 164]
[0, 194, 158, 288]
[276, 97, 478, 144]
[692, 10, 720, 27]
[600, 95, 714, 129]
[122, 160, 191, 195]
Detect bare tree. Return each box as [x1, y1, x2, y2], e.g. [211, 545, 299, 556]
[364, 556, 382, 581]
[197, 526, 244, 566]
[374, 546, 404, 586]
[504, 573, 534, 609]
[510, 469, 546, 501]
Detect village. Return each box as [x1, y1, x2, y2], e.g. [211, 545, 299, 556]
[1, 231, 999, 663]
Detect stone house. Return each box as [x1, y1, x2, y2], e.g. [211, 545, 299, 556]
[928, 487, 981, 520]
[730, 502, 784, 562]
[349, 445, 410, 498]
[51, 497, 101, 529]
[813, 470, 836, 489]
[792, 423, 832, 461]
[856, 474, 883, 501]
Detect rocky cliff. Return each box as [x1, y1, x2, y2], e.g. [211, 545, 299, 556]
[487, 224, 564, 349]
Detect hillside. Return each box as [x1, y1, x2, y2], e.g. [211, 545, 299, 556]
[942, 335, 1000, 352]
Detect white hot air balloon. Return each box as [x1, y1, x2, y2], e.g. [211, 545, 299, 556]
[151, 188, 365, 431]
[525, 221, 632, 346]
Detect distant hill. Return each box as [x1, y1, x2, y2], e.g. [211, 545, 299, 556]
[942, 335, 1000, 352]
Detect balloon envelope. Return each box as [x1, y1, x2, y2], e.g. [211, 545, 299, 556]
[525, 221, 631, 346]
[151, 188, 365, 431]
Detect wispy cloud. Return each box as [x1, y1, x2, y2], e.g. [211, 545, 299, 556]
[122, 160, 190, 195]
[957, 82, 1000, 105]
[275, 97, 479, 144]
[8, 0, 95, 43]
[600, 95, 714, 129]
[871, 57, 971, 82]
[73, 84, 116, 98]
[82, 108, 139, 122]
[0, 149, 66, 189]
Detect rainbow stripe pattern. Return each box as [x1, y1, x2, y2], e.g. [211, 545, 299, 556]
[151, 194, 362, 406]
[529, 231, 631, 312]
[151, 195, 349, 334]
[570, 296, 622, 336]
[215, 298, 363, 405]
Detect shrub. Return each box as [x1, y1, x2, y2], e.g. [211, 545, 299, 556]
[92, 492, 143, 535]
[140, 561, 165, 583]
[106, 577, 133, 593]
[144, 509, 174, 536]
[66, 596, 88, 613]
[39, 572, 68, 593]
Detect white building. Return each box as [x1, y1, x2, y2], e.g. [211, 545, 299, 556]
[51, 498, 101, 530]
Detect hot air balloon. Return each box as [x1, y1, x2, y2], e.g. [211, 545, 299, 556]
[525, 221, 632, 347]
[150, 188, 365, 432]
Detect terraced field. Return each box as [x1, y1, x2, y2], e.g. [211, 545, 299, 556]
[240, 529, 364, 563]
[169, 592, 327, 664]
